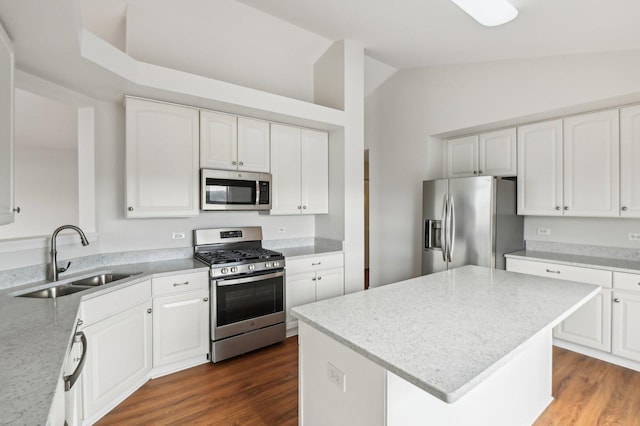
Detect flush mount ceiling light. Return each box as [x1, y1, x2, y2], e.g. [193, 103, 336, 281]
[449, 0, 519, 27]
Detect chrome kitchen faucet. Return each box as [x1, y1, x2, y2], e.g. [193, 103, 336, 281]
[50, 225, 89, 281]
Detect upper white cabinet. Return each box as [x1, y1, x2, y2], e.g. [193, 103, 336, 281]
[200, 111, 270, 173]
[517, 110, 620, 217]
[270, 123, 328, 215]
[620, 105, 640, 217]
[125, 98, 199, 218]
[0, 23, 14, 226]
[446, 128, 516, 178]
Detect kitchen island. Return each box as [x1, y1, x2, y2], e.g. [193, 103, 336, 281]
[291, 265, 600, 426]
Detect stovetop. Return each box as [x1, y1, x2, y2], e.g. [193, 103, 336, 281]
[195, 247, 283, 266]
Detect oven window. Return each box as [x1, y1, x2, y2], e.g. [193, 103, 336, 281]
[205, 178, 256, 205]
[216, 275, 284, 326]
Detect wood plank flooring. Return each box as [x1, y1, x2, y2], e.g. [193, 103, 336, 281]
[98, 339, 640, 425]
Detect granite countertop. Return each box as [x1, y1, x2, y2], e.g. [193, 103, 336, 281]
[277, 245, 342, 258]
[264, 237, 343, 260]
[292, 265, 599, 403]
[0, 258, 208, 425]
[506, 250, 640, 274]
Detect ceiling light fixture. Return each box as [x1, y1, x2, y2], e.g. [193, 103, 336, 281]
[449, 0, 518, 27]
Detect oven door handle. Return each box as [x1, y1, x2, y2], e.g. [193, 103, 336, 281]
[215, 270, 284, 287]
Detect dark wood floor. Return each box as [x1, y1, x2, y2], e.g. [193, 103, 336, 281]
[99, 339, 640, 425]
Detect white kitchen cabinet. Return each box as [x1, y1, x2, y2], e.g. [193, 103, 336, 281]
[151, 270, 209, 376]
[446, 129, 516, 178]
[81, 300, 152, 423]
[270, 123, 328, 215]
[517, 119, 564, 215]
[612, 290, 640, 363]
[125, 97, 199, 218]
[506, 258, 612, 352]
[563, 110, 619, 216]
[200, 110, 270, 173]
[0, 22, 14, 226]
[620, 105, 640, 217]
[286, 253, 344, 330]
[517, 110, 619, 217]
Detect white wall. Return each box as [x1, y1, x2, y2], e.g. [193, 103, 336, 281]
[365, 49, 640, 287]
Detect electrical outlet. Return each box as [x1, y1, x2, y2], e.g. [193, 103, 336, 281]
[172, 232, 186, 240]
[628, 233, 640, 241]
[327, 362, 346, 392]
[277, 227, 286, 234]
[537, 228, 551, 236]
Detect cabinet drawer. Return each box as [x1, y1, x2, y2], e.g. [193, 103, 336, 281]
[286, 252, 344, 275]
[152, 270, 209, 297]
[613, 271, 640, 293]
[506, 258, 612, 287]
[80, 279, 151, 326]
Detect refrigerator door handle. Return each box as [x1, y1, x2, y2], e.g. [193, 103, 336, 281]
[441, 194, 448, 262]
[448, 196, 455, 262]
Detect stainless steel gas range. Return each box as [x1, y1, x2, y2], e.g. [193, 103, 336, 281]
[194, 227, 286, 363]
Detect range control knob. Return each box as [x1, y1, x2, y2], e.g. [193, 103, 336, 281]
[248, 264, 255, 271]
[265, 262, 272, 268]
[273, 261, 279, 267]
[221, 268, 229, 274]
[231, 267, 238, 273]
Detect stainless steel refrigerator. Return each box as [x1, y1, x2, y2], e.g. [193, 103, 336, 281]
[422, 176, 524, 275]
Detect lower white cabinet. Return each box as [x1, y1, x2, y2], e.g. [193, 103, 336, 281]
[81, 300, 152, 422]
[286, 253, 344, 331]
[612, 290, 640, 362]
[507, 257, 640, 370]
[152, 290, 209, 371]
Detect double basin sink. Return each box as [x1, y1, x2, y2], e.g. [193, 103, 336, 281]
[16, 273, 139, 299]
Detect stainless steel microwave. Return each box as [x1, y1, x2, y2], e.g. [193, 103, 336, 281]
[201, 169, 271, 211]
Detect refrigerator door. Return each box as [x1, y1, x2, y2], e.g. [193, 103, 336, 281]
[448, 176, 494, 269]
[422, 179, 449, 275]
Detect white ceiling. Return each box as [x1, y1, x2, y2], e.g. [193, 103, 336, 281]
[238, 0, 640, 69]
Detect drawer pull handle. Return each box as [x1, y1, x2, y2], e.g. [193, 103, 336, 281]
[317, 276, 322, 280]
[312, 262, 322, 266]
[173, 281, 189, 287]
[614, 298, 621, 303]
[203, 297, 209, 302]
[147, 308, 152, 314]
[545, 269, 561, 274]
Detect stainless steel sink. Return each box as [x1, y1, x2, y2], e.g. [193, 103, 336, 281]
[17, 285, 88, 298]
[69, 273, 138, 287]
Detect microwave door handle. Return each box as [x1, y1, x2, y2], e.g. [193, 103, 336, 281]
[255, 180, 260, 206]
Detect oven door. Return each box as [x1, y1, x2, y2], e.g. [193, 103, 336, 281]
[211, 270, 285, 341]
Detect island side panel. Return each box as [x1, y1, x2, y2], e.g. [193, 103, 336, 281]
[387, 328, 554, 425]
[298, 322, 386, 426]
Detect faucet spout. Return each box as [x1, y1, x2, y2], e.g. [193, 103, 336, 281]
[50, 225, 90, 282]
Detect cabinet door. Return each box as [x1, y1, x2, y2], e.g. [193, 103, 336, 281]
[620, 105, 640, 217]
[301, 129, 329, 214]
[270, 124, 302, 215]
[125, 98, 199, 217]
[199, 110, 237, 170]
[315, 268, 344, 301]
[153, 290, 209, 368]
[0, 23, 14, 225]
[82, 301, 152, 420]
[447, 135, 478, 178]
[563, 110, 619, 217]
[237, 117, 270, 173]
[554, 289, 612, 352]
[479, 128, 516, 176]
[517, 120, 564, 215]
[286, 272, 316, 329]
[612, 290, 640, 362]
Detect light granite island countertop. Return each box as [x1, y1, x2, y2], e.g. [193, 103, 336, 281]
[292, 265, 600, 426]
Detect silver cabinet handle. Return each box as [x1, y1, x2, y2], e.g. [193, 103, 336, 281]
[312, 262, 321, 266]
[203, 297, 209, 302]
[555, 206, 561, 211]
[564, 206, 569, 210]
[614, 298, 621, 303]
[317, 276, 322, 280]
[622, 206, 628, 211]
[128, 206, 134, 211]
[312, 277, 316, 281]
[147, 308, 152, 314]
[545, 269, 561, 274]
[173, 281, 189, 287]
[473, 171, 478, 175]
[297, 206, 302, 209]
[64, 331, 87, 391]
[239, 161, 244, 166]
[232, 161, 237, 165]
[478, 170, 483, 174]
[13, 207, 20, 213]
[303, 206, 307, 209]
